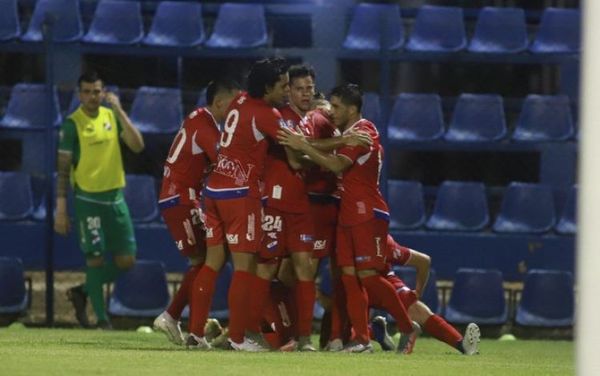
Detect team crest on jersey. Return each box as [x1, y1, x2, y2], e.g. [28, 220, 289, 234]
[214, 154, 254, 186]
[103, 122, 111, 131]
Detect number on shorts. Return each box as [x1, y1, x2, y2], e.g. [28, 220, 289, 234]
[166, 127, 187, 164]
[262, 215, 282, 232]
[220, 109, 239, 148]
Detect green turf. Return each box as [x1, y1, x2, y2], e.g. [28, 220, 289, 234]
[0, 328, 574, 376]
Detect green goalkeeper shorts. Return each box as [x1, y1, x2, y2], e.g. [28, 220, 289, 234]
[73, 189, 137, 258]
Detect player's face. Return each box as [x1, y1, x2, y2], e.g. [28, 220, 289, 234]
[266, 73, 290, 107]
[330, 96, 350, 129]
[79, 80, 105, 114]
[289, 75, 315, 114]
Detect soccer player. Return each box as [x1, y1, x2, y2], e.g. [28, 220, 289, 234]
[186, 57, 293, 351]
[153, 79, 241, 345]
[373, 235, 481, 355]
[55, 71, 144, 329]
[278, 83, 419, 353]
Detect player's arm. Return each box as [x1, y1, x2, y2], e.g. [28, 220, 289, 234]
[309, 129, 372, 152]
[278, 128, 353, 174]
[55, 121, 75, 236]
[405, 249, 431, 299]
[284, 145, 303, 170]
[106, 92, 145, 153]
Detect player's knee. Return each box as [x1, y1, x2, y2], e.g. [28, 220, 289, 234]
[86, 256, 104, 268]
[115, 255, 135, 270]
[409, 301, 433, 324]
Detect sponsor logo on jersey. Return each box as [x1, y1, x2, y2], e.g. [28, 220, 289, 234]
[226, 233, 239, 244]
[214, 154, 254, 186]
[104, 122, 112, 131]
[314, 240, 327, 250]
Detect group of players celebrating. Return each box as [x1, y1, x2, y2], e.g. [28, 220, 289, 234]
[152, 57, 481, 355]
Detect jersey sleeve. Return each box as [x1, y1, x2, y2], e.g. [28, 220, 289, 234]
[257, 108, 286, 140]
[58, 119, 77, 153]
[336, 144, 370, 163]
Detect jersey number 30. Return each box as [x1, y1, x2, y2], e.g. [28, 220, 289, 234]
[220, 109, 239, 148]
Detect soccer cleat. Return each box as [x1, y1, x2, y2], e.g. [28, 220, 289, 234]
[279, 339, 298, 352]
[67, 284, 91, 328]
[325, 338, 344, 352]
[371, 316, 395, 351]
[343, 341, 374, 353]
[153, 312, 184, 345]
[211, 327, 230, 350]
[186, 334, 211, 350]
[204, 318, 223, 342]
[397, 321, 421, 355]
[461, 323, 481, 355]
[228, 337, 269, 352]
[298, 336, 317, 352]
[96, 319, 113, 330]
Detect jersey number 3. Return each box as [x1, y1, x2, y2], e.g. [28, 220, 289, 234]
[219, 109, 239, 148]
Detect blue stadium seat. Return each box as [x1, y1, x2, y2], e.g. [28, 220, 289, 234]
[0, 83, 62, 129]
[143, 2, 205, 47]
[530, 8, 581, 54]
[82, 0, 143, 45]
[362, 92, 381, 125]
[123, 175, 158, 223]
[493, 182, 556, 234]
[181, 262, 233, 320]
[130, 86, 182, 134]
[388, 180, 426, 230]
[67, 85, 120, 115]
[342, 3, 404, 51]
[445, 94, 507, 142]
[388, 93, 444, 141]
[426, 181, 489, 231]
[205, 3, 267, 48]
[393, 266, 440, 315]
[512, 95, 575, 142]
[0, 0, 20, 41]
[21, 0, 83, 42]
[468, 7, 528, 54]
[0, 257, 28, 314]
[445, 268, 508, 325]
[516, 270, 574, 327]
[555, 186, 577, 235]
[405, 6, 467, 52]
[108, 260, 170, 317]
[0, 172, 34, 221]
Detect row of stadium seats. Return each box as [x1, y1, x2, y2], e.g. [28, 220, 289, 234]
[0, 1, 580, 53]
[0, 171, 577, 236]
[0, 83, 578, 143]
[0, 257, 574, 328]
[344, 4, 580, 54]
[1, 1, 268, 48]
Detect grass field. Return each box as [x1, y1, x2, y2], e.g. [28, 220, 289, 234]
[0, 327, 574, 376]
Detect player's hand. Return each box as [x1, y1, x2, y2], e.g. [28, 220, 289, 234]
[277, 127, 308, 151]
[343, 130, 372, 148]
[54, 211, 71, 236]
[105, 92, 122, 111]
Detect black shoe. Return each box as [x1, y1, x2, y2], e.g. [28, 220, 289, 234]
[96, 320, 113, 330]
[67, 284, 91, 328]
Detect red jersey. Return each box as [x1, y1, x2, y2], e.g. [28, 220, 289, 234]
[205, 93, 284, 200]
[336, 119, 389, 226]
[303, 109, 339, 197]
[263, 105, 309, 213]
[159, 107, 220, 206]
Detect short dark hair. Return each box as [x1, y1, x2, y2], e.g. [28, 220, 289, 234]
[247, 57, 289, 98]
[289, 64, 315, 83]
[330, 84, 362, 113]
[78, 71, 103, 88]
[206, 78, 242, 105]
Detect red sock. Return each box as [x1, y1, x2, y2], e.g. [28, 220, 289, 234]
[424, 314, 463, 348]
[228, 270, 254, 344]
[361, 275, 413, 334]
[341, 274, 369, 344]
[167, 264, 202, 320]
[246, 275, 271, 333]
[295, 280, 316, 337]
[330, 277, 347, 340]
[189, 265, 218, 336]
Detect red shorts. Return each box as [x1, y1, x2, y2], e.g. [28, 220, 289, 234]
[161, 204, 207, 258]
[259, 206, 314, 263]
[386, 274, 418, 309]
[336, 218, 389, 271]
[309, 201, 338, 259]
[204, 196, 263, 253]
